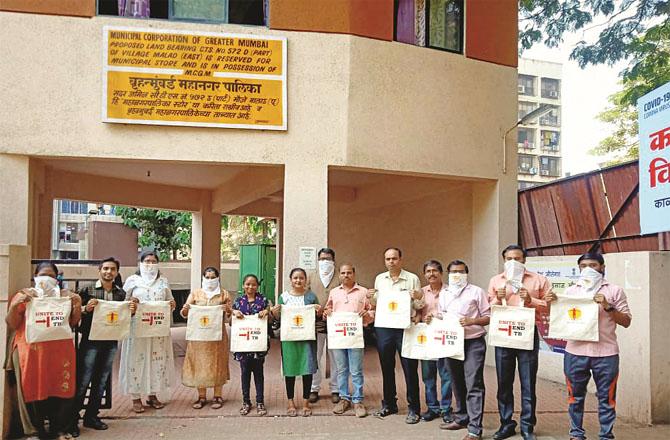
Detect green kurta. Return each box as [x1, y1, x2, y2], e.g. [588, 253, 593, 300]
[279, 291, 318, 377]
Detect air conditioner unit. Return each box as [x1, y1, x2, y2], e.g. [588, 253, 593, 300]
[518, 85, 526, 94]
[540, 170, 550, 176]
[529, 167, 537, 174]
[549, 91, 559, 98]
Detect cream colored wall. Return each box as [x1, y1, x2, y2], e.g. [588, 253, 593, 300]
[649, 252, 670, 423]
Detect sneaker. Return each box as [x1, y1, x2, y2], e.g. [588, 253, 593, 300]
[405, 411, 421, 424]
[331, 392, 341, 403]
[332, 399, 351, 415]
[420, 410, 440, 421]
[308, 392, 319, 403]
[353, 403, 367, 418]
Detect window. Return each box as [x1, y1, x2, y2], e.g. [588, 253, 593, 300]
[394, 0, 427, 46]
[518, 75, 535, 96]
[540, 156, 561, 177]
[59, 223, 81, 243]
[98, 0, 266, 25]
[518, 128, 536, 149]
[539, 107, 560, 127]
[60, 200, 89, 214]
[541, 130, 560, 151]
[427, 0, 464, 53]
[518, 101, 538, 122]
[518, 154, 536, 174]
[541, 78, 560, 99]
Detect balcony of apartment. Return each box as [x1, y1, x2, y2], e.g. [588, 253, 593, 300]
[541, 78, 560, 100]
[518, 74, 536, 97]
[540, 130, 560, 154]
[518, 154, 538, 176]
[539, 156, 561, 178]
[517, 127, 536, 152]
[518, 102, 538, 125]
[539, 108, 561, 127]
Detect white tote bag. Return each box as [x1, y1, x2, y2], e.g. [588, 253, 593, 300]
[186, 305, 224, 342]
[374, 290, 411, 329]
[89, 300, 132, 341]
[280, 305, 316, 341]
[231, 314, 268, 352]
[25, 297, 73, 343]
[401, 323, 433, 360]
[488, 300, 536, 350]
[548, 295, 599, 342]
[426, 316, 465, 361]
[134, 301, 171, 338]
[327, 312, 364, 349]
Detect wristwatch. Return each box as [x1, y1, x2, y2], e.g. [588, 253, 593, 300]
[603, 305, 615, 313]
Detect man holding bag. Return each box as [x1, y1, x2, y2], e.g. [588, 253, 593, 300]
[545, 253, 631, 440]
[69, 257, 136, 437]
[487, 245, 550, 440]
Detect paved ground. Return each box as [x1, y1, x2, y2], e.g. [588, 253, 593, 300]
[74, 327, 668, 439]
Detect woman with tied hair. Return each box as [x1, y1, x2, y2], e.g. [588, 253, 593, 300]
[119, 250, 176, 413]
[271, 268, 321, 417]
[181, 266, 232, 410]
[5, 262, 82, 439]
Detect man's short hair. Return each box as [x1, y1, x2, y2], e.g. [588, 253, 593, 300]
[446, 260, 469, 274]
[99, 257, 120, 271]
[502, 244, 527, 258]
[384, 247, 402, 258]
[339, 263, 355, 273]
[318, 247, 335, 259]
[422, 259, 443, 273]
[577, 252, 605, 265]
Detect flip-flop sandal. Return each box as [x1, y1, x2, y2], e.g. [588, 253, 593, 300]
[192, 398, 207, 409]
[257, 403, 267, 416]
[146, 398, 165, 409]
[287, 406, 297, 417]
[302, 407, 312, 417]
[239, 403, 252, 415]
[132, 400, 145, 413]
[211, 397, 224, 409]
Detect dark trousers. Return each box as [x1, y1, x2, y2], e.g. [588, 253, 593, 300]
[494, 329, 540, 433]
[564, 353, 619, 440]
[375, 327, 420, 413]
[29, 397, 72, 436]
[446, 336, 486, 436]
[240, 357, 265, 404]
[72, 340, 117, 426]
[285, 375, 313, 400]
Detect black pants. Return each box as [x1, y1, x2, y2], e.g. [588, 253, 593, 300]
[29, 397, 71, 436]
[285, 375, 313, 400]
[240, 357, 265, 404]
[375, 327, 421, 413]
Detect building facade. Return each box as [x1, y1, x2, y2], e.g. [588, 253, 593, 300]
[1, 1, 518, 433]
[517, 58, 563, 189]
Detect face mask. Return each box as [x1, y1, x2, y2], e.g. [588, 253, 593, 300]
[504, 260, 525, 292]
[202, 277, 220, 292]
[139, 263, 158, 283]
[448, 273, 468, 290]
[577, 267, 603, 294]
[318, 260, 335, 287]
[33, 275, 59, 297]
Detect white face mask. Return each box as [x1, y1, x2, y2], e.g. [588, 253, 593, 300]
[577, 267, 603, 294]
[504, 260, 526, 292]
[318, 259, 335, 287]
[33, 275, 59, 298]
[202, 277, 220, 292]
[139, 262, 158, 283]
[448, 273, 468, 291]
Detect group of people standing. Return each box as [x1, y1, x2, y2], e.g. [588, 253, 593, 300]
[4, 245, 631, 440]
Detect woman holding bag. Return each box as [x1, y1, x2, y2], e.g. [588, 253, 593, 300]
[181, 266, 232, 410]
[119, 251, 176, 413]
[270, 268, 321, 417]
[5, 262, 81, 439]
[232, 274, 271, 416]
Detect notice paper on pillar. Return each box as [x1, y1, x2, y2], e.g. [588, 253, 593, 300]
[488, 302, 535, 350]
[638, 81, 670, 234]
[374, 290, 411, 329]
[103, 26, 287, 130]
[280, 305, 316, 341]
[427, 316, 465, 361]
[89, 300, 132, 341]
[327, 312, 364, 349]
[231, 314, 268, 352]
[401, 323, 434, 360]
[25, 297, 73, 343]
[134, 301, 171, 338]
[298, 247, 317, 270]
[548, 295, 599, 342]
[186, 305, 224, 342]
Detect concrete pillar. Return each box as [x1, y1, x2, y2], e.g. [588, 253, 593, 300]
[190, 192, 222, 290]
[281, 162, 328, 283]
[34, 192, 53, 259]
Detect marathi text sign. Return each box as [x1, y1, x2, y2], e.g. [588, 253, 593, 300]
[638, 81, 670, 234]
[103, 26, 287, 130]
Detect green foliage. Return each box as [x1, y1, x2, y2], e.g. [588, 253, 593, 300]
[116, 207, 192, 261]
[221, 216, 276, 261]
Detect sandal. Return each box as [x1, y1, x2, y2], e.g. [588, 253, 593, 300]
[287, 405, 297, 417]
[146, 396, 165, 409]
[302, 407, 312, 417]
[132, 399, 145, 413]
[239, 402, 252, 415]
[192, 398, 207, 409]
[211, 397, 224, 409]
[257, 403, 267, 416]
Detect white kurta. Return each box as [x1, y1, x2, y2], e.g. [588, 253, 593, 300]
[119, 274, 176, 399]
